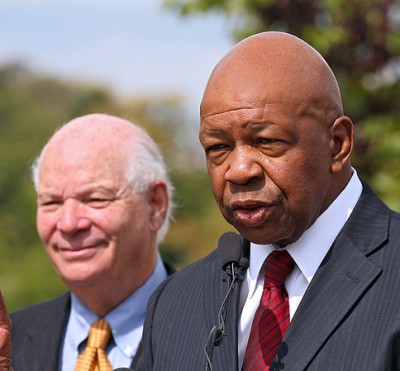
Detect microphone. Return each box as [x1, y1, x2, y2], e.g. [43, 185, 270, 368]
[219, 231, 244, 270]
[204, 232, 250, 371]
[219, 232, 249, 284]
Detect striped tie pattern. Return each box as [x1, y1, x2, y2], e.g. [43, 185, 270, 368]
[75, 319, 113, 371]
[243, 250, 294, 370]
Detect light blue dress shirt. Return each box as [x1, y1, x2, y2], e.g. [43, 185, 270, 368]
[59, 254, 168, 370]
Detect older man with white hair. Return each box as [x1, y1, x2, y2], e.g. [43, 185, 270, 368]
[11, 113, 174, 371]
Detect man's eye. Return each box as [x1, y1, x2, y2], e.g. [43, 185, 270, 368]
[207, 143, 229, 153]
[257, 137, 278, 144]
[40, 200, 61, 206]
[38, 200, 62, 210]
[86, 199, 111, 207]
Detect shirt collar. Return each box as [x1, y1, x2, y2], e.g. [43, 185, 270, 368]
[67, 254, 168, 358]
[247, 169, 362, 298]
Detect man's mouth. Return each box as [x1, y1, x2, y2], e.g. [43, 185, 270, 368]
[57, 242, 106, 261]
[231, 202, 276, 227]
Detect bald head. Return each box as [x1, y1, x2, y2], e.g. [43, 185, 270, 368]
[201, 31, 343, 125]
[33, 114, 142, 188]
[49, 113, 143, 149]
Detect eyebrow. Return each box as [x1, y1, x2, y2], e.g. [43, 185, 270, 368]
[200, 128, 227, 138]
[201, 121, 274, 136]
[244, 122, 275, 131]
[38, 185, 116, 198]
[200, 106, 255, 120]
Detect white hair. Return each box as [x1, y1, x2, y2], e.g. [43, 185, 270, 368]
[123, 126, 174, 243]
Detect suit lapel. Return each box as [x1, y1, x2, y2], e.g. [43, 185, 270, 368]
[129, 260, 174, 369]
[25, 318, 65, 370]
[21, 294, 70, 371]
[276, 183, 390, 370]
[203, 250, 242, 371]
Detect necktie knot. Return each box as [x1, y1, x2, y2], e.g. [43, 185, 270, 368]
[264, 250, 294, 288]
[75, 319, 112, 371]
[86, 319, 112, 349]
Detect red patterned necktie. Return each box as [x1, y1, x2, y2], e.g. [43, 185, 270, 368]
[242, 250, 295, 370]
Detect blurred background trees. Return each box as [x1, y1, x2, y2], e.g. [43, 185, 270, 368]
[1, 0, 399, 310]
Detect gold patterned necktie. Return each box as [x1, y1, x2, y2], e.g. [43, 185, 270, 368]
[75, 319, 113, 371]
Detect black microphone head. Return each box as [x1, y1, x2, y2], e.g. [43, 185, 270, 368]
[238, 257, 250, 270]
[218, 231, 243, 270]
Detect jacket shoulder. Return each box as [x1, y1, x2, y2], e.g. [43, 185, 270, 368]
[11, 292, 70, 333]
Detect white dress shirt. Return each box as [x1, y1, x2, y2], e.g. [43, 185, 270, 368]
[59, 254, 168, 371]
[237, 170, 363, 368]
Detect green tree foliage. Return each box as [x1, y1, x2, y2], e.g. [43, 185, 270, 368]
[164, 0, 400, 210]
[0, 63, 231, 311]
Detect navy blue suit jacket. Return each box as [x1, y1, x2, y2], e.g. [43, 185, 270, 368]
[137, 183, 400, 370]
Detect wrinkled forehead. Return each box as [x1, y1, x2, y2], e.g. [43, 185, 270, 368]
[43, 114, 143, 162]
[39, 128, 134, 185]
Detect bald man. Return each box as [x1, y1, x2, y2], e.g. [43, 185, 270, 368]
[136, 32, 400, 370]
[10, 114, 174, 370]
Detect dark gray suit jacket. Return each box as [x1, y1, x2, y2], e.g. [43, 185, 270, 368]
[11, 293, 70, 371]
[137, 183, 400, 370]
[11, 263, 174, 371]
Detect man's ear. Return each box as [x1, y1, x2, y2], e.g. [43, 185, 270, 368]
[147, 180, 169, 232]
[329, 116, 354, 173]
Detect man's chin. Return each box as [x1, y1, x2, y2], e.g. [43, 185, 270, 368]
[232, 223, 289, 246]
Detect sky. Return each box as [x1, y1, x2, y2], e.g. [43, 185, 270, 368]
[0, 0, 233, 117]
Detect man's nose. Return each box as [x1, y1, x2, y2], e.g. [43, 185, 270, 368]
[224, 146, 264, 185]
[56, 199, 90, 233]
